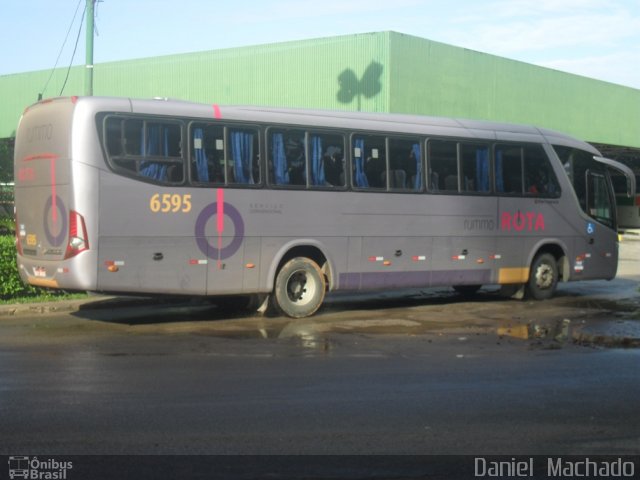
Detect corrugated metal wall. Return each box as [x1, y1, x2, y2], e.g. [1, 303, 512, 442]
[0, 67, 84, 137]
[93, 32, 389, 111]
[388, 33, 640, 147]
[1, 31, 639, 148]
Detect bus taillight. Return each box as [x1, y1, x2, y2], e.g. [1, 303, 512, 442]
[64, 210, 89, 259]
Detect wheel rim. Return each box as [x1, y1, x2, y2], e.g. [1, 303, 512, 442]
[286, 269, 318, 306]
[534, 263, 554, 290]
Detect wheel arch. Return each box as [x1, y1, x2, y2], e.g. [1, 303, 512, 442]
[265, 240, 334, 292]
[528, 240, 570, 282]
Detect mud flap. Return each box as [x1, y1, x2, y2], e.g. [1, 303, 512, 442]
[499, 284, 525, 299]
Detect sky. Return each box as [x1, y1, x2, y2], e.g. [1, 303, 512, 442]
[1, 0, 639, 89]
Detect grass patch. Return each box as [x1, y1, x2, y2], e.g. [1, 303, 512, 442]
[0, 291, 89, 305]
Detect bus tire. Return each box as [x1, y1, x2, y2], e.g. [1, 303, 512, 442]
[272, 257, 326, 318]
[526, 253, 558, 300]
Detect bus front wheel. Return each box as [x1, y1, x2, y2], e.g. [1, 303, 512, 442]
[272, 257, 326, 318]
[526, 253, 558, 300]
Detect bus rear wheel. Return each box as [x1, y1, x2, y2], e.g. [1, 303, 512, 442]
[273, 257, 326, 318]
[526, 253, 558, 300]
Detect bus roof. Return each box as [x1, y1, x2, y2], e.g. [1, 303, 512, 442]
[33, 95, 600, 154]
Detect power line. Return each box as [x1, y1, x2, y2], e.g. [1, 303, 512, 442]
[39, 0, 84, 99]
[59, 2, 88, 96]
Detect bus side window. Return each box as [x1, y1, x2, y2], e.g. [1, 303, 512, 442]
[524, 145, 560, 197]
[388, 138, 422, 191]
[190, 123, 225, 184]
[460, 143, 490, 193]
[352, 135, 386, 189]
[123, 119, 143, 156]
[228, 127, 260, 185]
[309, 132, 345, 188]
[104, 117, 184, 185]
[139, 122, 183, 183]
[495, 145, 523, 195]
[269, 129, 306, 187]
[428, 139, 458, 193]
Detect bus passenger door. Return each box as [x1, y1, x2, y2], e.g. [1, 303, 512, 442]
[578, 171, 618, 280]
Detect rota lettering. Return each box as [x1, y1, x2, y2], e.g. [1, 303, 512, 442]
[501, 211, 545, 232]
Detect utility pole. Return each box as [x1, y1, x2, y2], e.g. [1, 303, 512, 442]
[85, 0, 95, 96]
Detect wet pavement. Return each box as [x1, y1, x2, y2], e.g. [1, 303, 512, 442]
[2, 231, 639, 348]
[1, 236, 639, 462]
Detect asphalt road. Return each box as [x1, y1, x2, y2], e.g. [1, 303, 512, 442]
[1, 328, 639, 456]
[0, 237, 639, 478]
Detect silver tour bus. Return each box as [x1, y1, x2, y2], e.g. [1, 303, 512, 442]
[14, 96, 635, 318]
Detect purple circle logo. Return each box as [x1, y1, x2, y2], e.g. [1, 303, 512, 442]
[195, 202, 244, 260]
[43, 195, 67, 247]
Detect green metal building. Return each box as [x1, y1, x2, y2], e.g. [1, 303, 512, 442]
[1, 31, 639, 158]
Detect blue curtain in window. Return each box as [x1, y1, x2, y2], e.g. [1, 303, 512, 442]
[231, 131, 254, 184]
[193, 128, 209, 182]
[272, 133, 288, 185]
[354, 138, 368, 188]
[495, 149, 504, 192]
[311, 136, 325, 186]
[475, 147, 489, 192]
[140, 124, 168, 181]
[412, 143, 422, 190]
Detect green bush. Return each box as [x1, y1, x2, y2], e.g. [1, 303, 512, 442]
[0, 233, 83, 302]
[0, 234, 41, 299]
[0, 216, 14, 235]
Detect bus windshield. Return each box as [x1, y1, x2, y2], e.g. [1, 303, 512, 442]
[553, 145, 617, 229]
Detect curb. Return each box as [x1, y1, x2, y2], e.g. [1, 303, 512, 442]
[0, 299, 88, 317]
[0, 295, 191, 317]
[573, 320, 640, 348]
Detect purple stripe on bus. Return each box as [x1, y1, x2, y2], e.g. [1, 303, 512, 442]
[339, 269, 491, 290]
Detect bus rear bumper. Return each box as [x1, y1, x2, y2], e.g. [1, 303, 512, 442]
[17, 252, 97, 291]
[24, 275, 60, 289]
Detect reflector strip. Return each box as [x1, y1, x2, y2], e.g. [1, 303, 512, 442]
[368, 256, 384, 262]
[104, 260, 125, 266]
[452, 255, 466, 260]
[189, 259, 208, 265]
[489, 254, 502, 260]
[412, 255, 427, 262]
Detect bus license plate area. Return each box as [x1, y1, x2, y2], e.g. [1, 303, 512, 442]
[33, 266, 47, 278]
